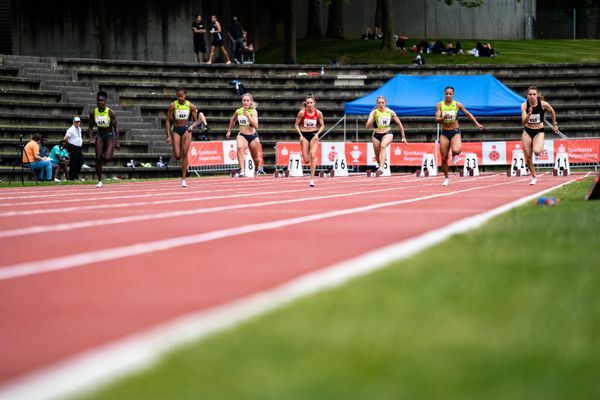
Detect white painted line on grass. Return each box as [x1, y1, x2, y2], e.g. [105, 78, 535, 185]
[0, 178, 575, 400]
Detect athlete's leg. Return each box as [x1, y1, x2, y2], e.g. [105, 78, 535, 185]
[236, 135, 249, 173]
[180, 131, 192, 179]
[171, 133, 182, 160]
[379, 134, 393, 171]
[207, 45, 216, 64]
[220, 45, 231, 63]
[94, 136, 105, 181]
[372, 135, 381, 168]
[248, 138, 262, 173]
[522, 131, 536, 178]
[440, 134, 451, 179]
[309, 136, 319, 179]
[450, 133, 462, 157]
[300, 137, 310, 164]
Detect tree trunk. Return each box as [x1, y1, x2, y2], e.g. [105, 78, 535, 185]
[91, 0, 111, 59]
[374, 0, 383, 31]
[284, 0, 296, 64]
[326, 0, 344, 39]
[306, 0, 323, 38]
[380, 0, 395, 50]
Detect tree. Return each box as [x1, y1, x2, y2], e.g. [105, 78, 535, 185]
[306, 0, 323, 38]
[284, 0, 296, 64]
[326, 0, 344, 39]
[380, 0, 395, 50]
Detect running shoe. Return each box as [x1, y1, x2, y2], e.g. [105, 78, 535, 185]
[529, 177, 537, 185]
[309, 180, 315, 187]
[53, 178, 61, 182]
[96, 181, 103, 188]
[442, 178, 449, 186]
[181, 179, 187, 188]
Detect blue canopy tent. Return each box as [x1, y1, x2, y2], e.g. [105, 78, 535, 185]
[344, 74, 525, 117]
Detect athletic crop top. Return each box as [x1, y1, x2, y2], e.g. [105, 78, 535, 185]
[236, 107, 255, 126]
[439, 101, 458, 124]
[301, 108, 319, 130]
[527, 101, 545, 125]
[172, 100, 191, 121]
[94, 107, 111, 128]
[374, 108, 391, 129]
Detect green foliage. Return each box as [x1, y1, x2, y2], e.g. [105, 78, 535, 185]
[256, 38, 600, 65]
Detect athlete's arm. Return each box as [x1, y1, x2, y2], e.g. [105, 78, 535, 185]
[434, 102, 443, 123]
[110, 109, 120, 149]
[365, 110, 376, 129]
[246, 110, 258, 128]
[391, 110, 407, 143]
[165, 105, 174, 144]
[88, 111, 95, 143]
[459, 102, 483, 130]
[294, 110, 304, 137]
[543, 101, 559, 132]
[316, 110, 325, 138]
[226, 112, 237, 138]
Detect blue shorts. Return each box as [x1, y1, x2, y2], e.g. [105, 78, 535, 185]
[441, 128, 461, 140]
[239, 133, 258, 144]
[373, 132, 392, 142]
[173, 125, 191, 136]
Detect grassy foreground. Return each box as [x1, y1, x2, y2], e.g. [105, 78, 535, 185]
[78, 177, 600, 399]
[257, 38, 600, 65]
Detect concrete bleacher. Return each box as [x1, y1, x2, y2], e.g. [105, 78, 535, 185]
[1, 54, 599, 181]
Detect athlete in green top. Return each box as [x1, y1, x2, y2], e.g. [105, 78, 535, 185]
[88, 90, 119, 188]
[434, 86, 483, 186]
[366, 96, 406, 176]
[166, 87, 203, 188]
[226, 93, 261, 177]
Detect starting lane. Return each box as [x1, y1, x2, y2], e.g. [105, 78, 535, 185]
[0, 172, 578, 396]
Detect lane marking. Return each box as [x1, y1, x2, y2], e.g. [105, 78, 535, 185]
[0, 177, 518, 280]
[0, 176, 498, 238]
[0, 178, 575, 400]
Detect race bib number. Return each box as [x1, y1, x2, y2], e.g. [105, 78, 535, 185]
[175, 109, 190, 120]
[442, 111, 456, 123]
[95, 115, 109, 127]
[303, 119, 317, 128]
[238, 115, 249, 126]
[377, 116, 391, 127]
[528, 113, 541, 124]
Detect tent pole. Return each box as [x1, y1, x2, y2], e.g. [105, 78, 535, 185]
[355, 117, 358, 142]
[343, 115, 347, 142]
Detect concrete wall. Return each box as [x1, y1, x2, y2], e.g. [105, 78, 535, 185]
[340, 0, 534, 40]
[11, 0, 533, 62]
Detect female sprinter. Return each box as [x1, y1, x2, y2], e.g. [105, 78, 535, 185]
[226, 93, 260, 177]
[521, 86, 559, 185]
[88, 90, 119, 188]
[435, 86, 483, 186]
[166, 87, 200, 187]
[294, 94, 324, 187]
[365, 96, 406, 176]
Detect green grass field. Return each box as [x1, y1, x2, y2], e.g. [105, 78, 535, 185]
[76, 176, 600, 399]
[257, 38, 600, 65]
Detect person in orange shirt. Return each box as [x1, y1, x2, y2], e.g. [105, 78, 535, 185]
[23, 133, 53, 181]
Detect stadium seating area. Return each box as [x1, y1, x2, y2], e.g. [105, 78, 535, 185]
[1, 54, 599, 181]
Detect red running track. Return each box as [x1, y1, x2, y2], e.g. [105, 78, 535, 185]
[0, 172, 575, 388]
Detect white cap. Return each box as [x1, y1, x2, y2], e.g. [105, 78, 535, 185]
[73, 116, 81, 122]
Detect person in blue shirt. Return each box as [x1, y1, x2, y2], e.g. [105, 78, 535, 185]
[48, 140, 70, 181]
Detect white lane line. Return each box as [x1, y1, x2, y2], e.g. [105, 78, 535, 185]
[0, 178, 575, 400]
[0, 175, 498, 239]
[0, 174, 496, 217]
[0, 177, 515, 280]
[0, 176, 370, 208]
